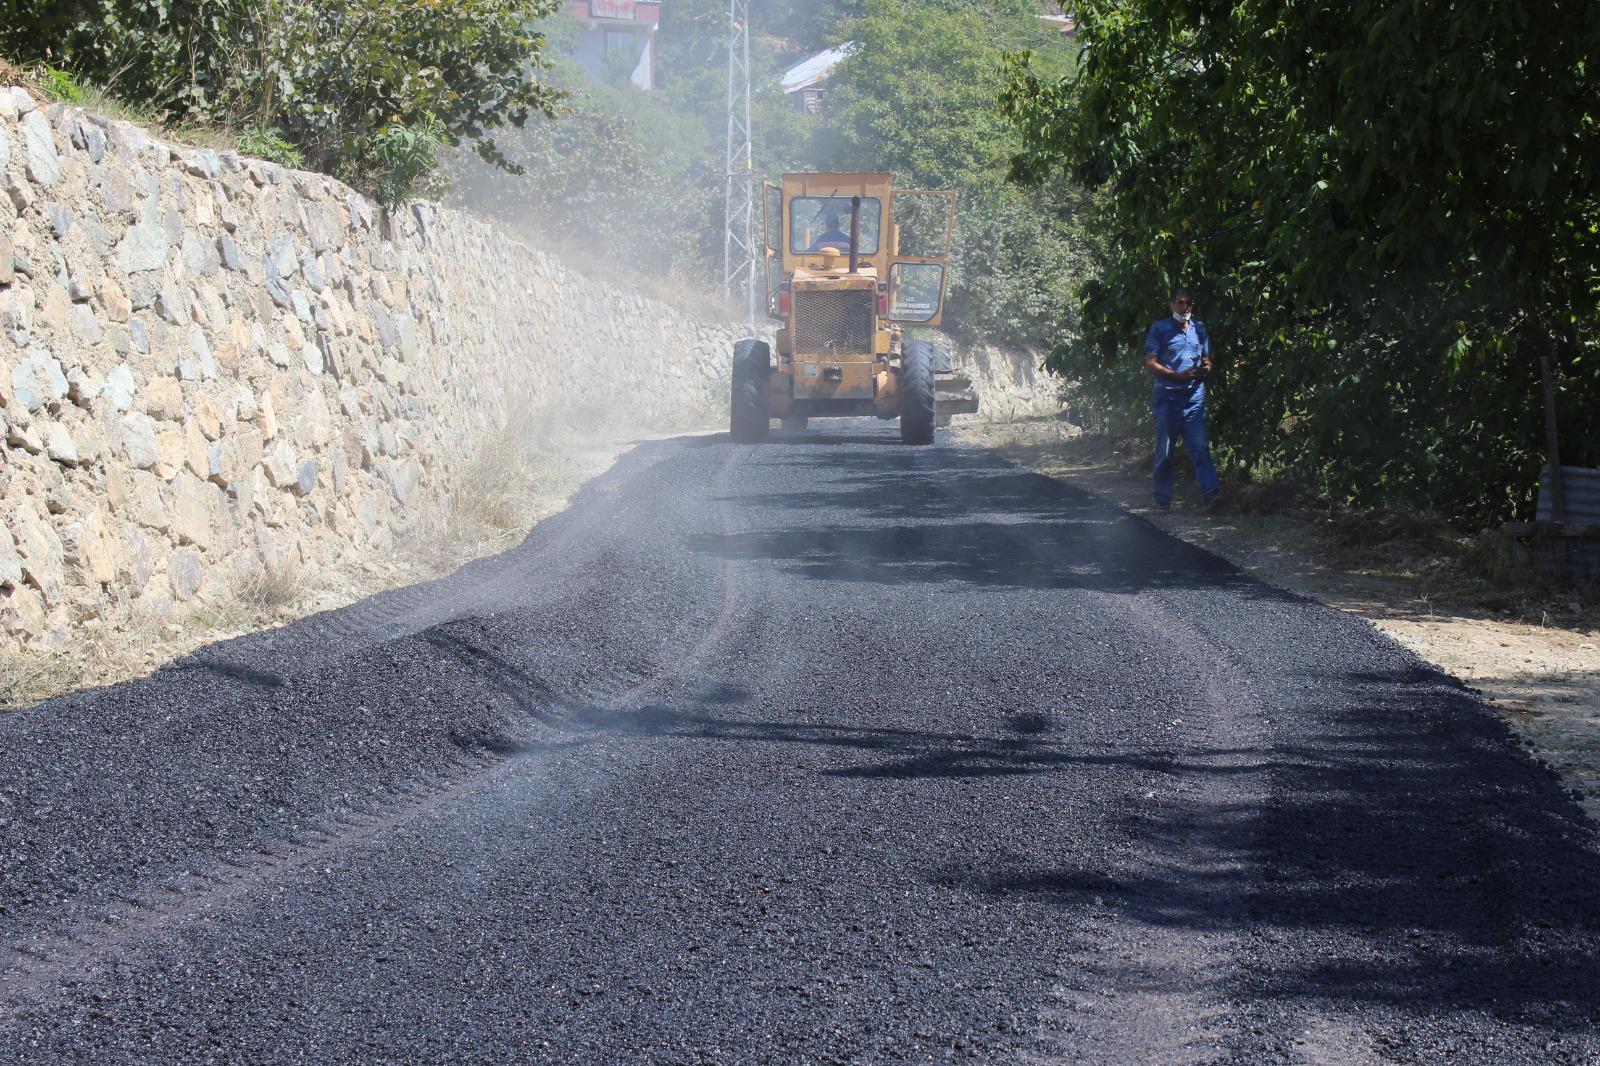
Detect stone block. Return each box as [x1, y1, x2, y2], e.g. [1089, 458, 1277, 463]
[11, 348, 69, 411]
[45, 201, 73, 238]
[260, 390, 279, 440]
[45, 424, 79, 465]
[66, 366, 100, 408]
[171, 474, 213, 548]
[11, 505, 64, 605]
[153, 426, 183, 480]
[217, 233, 243, 272]
[181, 229, 220, 277]
[187, 325, 217, 378]
[0, 585, 46, 637]
[262, 439, 297, 488]
[144, 375, 183, 421]
[99, 278, 132, 322]
[115, 220, 168, 274]
[20, 110, 59, 187]
[60, 512, 117, 585]
[119, 412, 159, 469]
[195, 395, 222, 440]
[103, 364, 136, 411]
[70, 119, 107, 162]
[127, 470, 169, 532]
[0, 526, 22, 588]
[3, 167, 41, 220]
[69, 303, 101, 346]
[293, 458, 318, 496]
[169, 547, 203, 600]
[267, 234, 299, 278]
[121, 523, 155, 593]
[183, 419, 209, 478]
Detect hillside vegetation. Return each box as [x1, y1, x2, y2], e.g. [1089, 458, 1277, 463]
[4, 0, 1595, 525]
[1002, 0, 1600, 525]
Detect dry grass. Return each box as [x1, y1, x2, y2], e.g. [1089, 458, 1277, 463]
[1, 56, 241, 154]
[0, 601, 165, 711]
[446, 426, 533, 541]
[235, 565, 300, 611]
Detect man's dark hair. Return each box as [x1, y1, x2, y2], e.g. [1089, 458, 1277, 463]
[1170, 286, 1194, 302]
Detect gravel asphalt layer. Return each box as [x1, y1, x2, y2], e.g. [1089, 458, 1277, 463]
[3, 422, 1599, 1063]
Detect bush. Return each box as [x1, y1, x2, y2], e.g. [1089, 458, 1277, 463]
[236, 125, 303, 168]
[0, 0, 566, 204]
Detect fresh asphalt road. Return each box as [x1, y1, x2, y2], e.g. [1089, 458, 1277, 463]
[2, 422, 1599, 1064]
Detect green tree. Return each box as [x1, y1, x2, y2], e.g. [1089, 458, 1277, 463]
[813, 0, 1087, 349]
[1002, 0, 1600, 523]
[0, 0, 566, 203]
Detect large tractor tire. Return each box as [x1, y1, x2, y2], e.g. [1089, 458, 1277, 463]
[899, 339, 937, 445]
[730, 339, 771, 443]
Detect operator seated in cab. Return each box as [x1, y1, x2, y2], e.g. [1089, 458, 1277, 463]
[806, 210, 853, 253]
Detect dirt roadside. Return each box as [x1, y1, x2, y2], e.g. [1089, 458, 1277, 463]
[958, 417, 1600, 822]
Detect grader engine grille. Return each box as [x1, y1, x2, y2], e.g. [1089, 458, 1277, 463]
[794, 290, 875, 356]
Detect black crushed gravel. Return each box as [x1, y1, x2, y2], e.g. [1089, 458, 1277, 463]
[2, 423, 1597, 1063]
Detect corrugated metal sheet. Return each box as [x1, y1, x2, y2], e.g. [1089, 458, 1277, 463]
[1536, 465, 1600, 524]
[781, 45, 855, 92]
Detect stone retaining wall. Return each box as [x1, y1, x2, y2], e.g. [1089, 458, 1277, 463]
[950, 346, 1059, 423]
[0, 88, 748, 647]
[0, 87, 1057, 649]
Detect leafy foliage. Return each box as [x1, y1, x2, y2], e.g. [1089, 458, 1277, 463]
[807, 0, 1088, 351]
[0, 0, 565, 204]
[1001, 0, 1600, 523]
[39, 65, 91, 104]
[236, 125, 304, 169]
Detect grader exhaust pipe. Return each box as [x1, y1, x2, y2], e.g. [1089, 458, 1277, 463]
[848, 195, 861, 274]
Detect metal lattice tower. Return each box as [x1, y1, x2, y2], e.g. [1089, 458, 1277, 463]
[722, 0, 758, 326]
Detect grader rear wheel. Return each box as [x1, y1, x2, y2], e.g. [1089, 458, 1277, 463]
[730, 339, 771, 443]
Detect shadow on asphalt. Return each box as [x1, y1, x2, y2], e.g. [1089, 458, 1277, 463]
[938, 664, 1600, 1023]
[691, 442, 1280, 598]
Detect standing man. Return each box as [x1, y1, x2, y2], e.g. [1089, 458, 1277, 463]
[1144, 286, 1221, 510]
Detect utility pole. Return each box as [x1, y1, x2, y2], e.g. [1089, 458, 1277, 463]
[723, 0, 758, 327]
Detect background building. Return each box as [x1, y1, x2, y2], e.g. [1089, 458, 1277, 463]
[567, 0, 662, 91]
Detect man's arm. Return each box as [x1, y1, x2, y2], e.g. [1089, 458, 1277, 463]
[1145, 322, 1199, 381]
[1145, 354, 1200, 382]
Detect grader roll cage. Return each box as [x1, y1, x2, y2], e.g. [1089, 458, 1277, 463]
[729, 172, 979, 445]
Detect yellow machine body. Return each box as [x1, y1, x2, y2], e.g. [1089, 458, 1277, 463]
[760, 173, 975, 424]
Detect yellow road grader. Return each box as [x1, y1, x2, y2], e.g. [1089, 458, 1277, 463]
[730, 173, 979, 445]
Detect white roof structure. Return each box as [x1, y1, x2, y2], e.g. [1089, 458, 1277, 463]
[781, 44, 855, 93]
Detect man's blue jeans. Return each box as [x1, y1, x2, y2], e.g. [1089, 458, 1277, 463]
[1152, 392, 1220, 505]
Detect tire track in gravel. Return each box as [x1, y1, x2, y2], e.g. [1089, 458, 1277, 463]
[930, 460, 1382, 1064]
[0, 446, 751, 1019]
[4, 426, 1599, 1062]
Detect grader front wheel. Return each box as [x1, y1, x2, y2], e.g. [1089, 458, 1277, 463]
[899, 340, 936, 445]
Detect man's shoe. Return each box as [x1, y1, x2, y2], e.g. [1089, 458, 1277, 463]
[1154, 499, 1172, 511]
[1201, 491, 1220, 512]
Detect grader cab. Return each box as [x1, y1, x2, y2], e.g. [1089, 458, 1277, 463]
[729, 172, 979, 445]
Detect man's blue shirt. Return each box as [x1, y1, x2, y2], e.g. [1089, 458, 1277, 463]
[1145, 316, 1210, 401]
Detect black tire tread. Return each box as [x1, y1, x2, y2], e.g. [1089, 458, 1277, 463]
[900, 340, 937, 445]
[730, 339, 771, 443]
